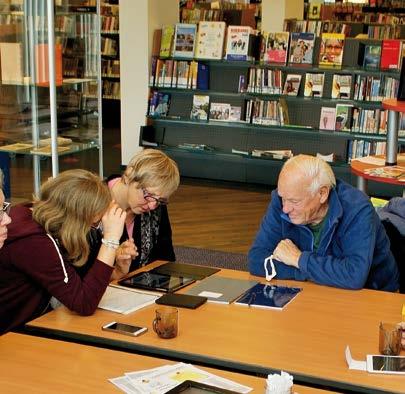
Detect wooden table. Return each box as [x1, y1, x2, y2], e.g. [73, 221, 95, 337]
[351, 154, 405, 196]
[26, 262, 405, 394]
[0, 333, 334, 394]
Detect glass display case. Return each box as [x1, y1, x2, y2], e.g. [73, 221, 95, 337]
[0, 0, 102, 197]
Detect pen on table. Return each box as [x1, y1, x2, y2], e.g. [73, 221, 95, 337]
[248, 292, 256, 307]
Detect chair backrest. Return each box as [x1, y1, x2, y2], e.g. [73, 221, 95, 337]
[382, 220, 405, 293]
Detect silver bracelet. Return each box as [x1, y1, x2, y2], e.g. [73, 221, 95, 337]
[101, 238, 120, 250]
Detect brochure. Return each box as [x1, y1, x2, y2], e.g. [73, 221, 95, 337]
[235, 283, 302, 310]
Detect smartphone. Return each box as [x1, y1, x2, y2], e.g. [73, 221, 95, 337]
[102, 322, 148, 337]
[366, 355, 405, 374]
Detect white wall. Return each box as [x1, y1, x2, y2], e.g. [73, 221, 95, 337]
[120, 0, 178, 165]
[261, 0, 304, 32]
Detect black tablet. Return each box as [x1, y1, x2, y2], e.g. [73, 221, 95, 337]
[156, 293, 207, 309]
[118, 271, 195, 293]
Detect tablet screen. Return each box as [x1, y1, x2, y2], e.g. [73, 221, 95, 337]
[372, 355, 405, 372]
[119, 272, 195, 293]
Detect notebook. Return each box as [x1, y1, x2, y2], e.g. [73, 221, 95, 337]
[152, 262, 220, 280]
[184, 276, 258, 304]
[235, 283, 302, 310]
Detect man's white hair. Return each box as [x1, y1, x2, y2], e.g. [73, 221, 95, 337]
[281, 154, 336, 195]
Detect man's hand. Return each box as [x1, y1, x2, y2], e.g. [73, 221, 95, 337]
[110, 238, 138, 281]
[273, 239, 302, 268]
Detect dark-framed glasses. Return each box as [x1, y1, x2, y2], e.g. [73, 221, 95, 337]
[142, 188, 168, 206]
[0, 201, 11, 221]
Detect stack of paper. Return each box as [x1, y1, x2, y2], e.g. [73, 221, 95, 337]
[98, 285, 158, 314]
[109, 362, 252, 393]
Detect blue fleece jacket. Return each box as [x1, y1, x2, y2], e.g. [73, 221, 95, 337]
[248, 180, 399, 291]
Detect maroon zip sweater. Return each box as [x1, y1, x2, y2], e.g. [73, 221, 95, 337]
[0, 205, 113, 334]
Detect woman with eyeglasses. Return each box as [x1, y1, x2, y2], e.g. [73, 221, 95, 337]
[0, 168, 12, 248]
[100, 149, 180, 275]
[0, 169, 127, 335]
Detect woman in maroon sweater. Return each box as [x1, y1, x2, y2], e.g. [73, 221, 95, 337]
[0, 169, 127, 334]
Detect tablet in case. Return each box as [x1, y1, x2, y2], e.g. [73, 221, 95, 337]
[156, 293, 207, 309]
[118, 271, 195, 293]
[152, 262, 220, 280]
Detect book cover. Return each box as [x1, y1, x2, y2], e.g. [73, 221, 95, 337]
[289, 32, 315, 65]
[195, 21, 226, 60]
[225, 25, 253, 61]
[380, 39, 401, 70]
[235, 283, 302, 310]
[363, 165, 405, 181]
[263, 32, 289, 64]
[0, 42, 24, 84]
[209, 102, 231, 121]
[196, 63, 209, 90]
[319, 106, 337, 130]
[190, 94, 209, 120]
[184, 276, 258, 304]
[335, 103, 353, 132]
[35, 43, 63, 87]
[304, 73, 324, 98]
[363, 44, 381, 70]
[160, 25, 175, 58]
[318, 33, 345, 67]
[331, 74, 352, 99]
[282, 74, 301, 96]
[308, 2, 322, 20]
[229, 106, 242, 122]
[173, 23, 197, 59]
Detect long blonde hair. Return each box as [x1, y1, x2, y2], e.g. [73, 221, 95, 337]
[32, 169, 111, 267]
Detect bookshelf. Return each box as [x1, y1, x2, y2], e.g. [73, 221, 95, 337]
[143, 29, 404, 195]
[0, 0, 103, 197]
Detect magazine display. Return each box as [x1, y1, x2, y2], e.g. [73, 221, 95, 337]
[159, 25, 175, 58]
[331, 74, 352, 99]
[263, 32, 289, 64]
[195, 21, 226, 60]
[363, 44, 381, 69]
[209, 102, 231, 121]
[225, 25, 253, 61]
[289, 32, 315, 64]
[304, 73, 324, 97]
[335, 104, 353, 132]
[173, 23, 197, 59]
[283, 74, 302, 96]
[319, 106, 337, 130]
[190, 94, 209, 120]
[318, 33, 345, 67]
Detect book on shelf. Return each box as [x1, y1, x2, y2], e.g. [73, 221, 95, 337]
[335, 103, 353, 132]
[304, 73, 324, 98]
[319, 106, 337, 131]
[184, 276, 258, 304]
[282, 74, 302, 96]
[197, 62, 209, 90]
[251, 149, 293, 160]
[0, 42, 24, 84]
[159, 25, 175, 58]
[331, 74, 352, 99]
[190, 94, 209, 121]
[263, 32, 289, 64]
[195, 21, 226, 60]
[288, 32, 315, 65]
[225, 25, 255, 61]
[380, 39, 401, 70]
[229, 106, 242, 122]
[148, 91, 170, 117]
[318, 33, 345, 67]
[36, 43, 63, 87]
[173, 23, 197, 59]
[178, 143, 214, 151]
[235, 283, 302, 310]
[362, 44, 381, 70]
[151, 28, 162, 57]
[176, 60, 190, 89]
[308, 2, 322, 20]
[209, 102, 231, 121]
[316, 152, 335, 163]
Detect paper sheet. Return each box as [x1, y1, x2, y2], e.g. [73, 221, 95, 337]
[345, 346, 366, 371]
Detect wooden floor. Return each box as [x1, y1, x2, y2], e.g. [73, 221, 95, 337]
[9, 155, 273, 255]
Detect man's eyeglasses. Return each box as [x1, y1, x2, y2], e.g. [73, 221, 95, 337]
[142, 188, 168, 206]
[0, 201, 11, 221]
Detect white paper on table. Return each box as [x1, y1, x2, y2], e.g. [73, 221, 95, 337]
[109, 376, 144, 394]
[125, 362, 253, 394]
[345, 345, 366, 371]
[98, 285, 158, 314]
[351, 156, 386, 166]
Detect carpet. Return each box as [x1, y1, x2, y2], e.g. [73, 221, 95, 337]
[174, 245, 248, 272]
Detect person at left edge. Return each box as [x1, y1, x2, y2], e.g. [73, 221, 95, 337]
[0, 169, 126, 335]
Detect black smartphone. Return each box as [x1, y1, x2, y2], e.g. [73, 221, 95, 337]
[156, 293, 207, 309]
[102, 322, 148, 337]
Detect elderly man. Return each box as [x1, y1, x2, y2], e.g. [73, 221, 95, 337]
[248, 155, 399, 291]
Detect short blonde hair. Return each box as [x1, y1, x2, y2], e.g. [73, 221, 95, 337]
[32, 169, 111, 267]
[281, 154, 336, 195]
[123, 149, 180, 196]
